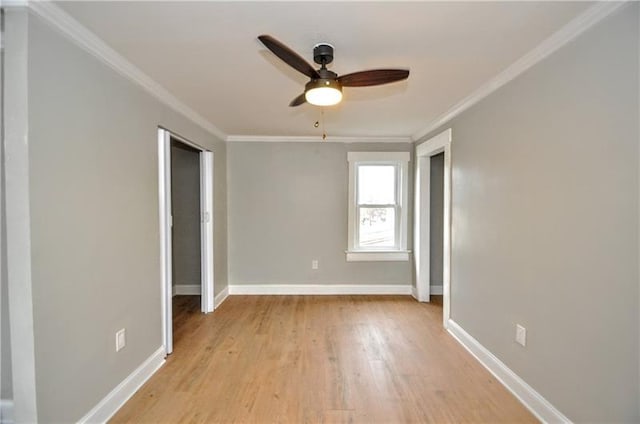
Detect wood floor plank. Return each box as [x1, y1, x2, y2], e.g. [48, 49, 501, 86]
[110, 295, 537, 423]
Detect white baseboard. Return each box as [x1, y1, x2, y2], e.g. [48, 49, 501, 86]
[411, 286, 418, 300]
[447, 320, 570, 423]
[228, 284, 412, 295]
[77, 347, 165, 424]
[214, 286, 229, 309]
[1, 399, 14, 424]
[173, 284, 201, 296]
[430, 285, 443, 295]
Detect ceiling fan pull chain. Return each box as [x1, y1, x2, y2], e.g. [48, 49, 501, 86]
[313, 109, 327, 139]
[322, 108, 327, 140]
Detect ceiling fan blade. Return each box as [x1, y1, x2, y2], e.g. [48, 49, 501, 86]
[338, 69, 409, 87]
[258, 35, 320, 79]
[289, 93, 307, 107]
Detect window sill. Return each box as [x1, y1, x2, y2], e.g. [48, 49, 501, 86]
[345, 250, 411, 262]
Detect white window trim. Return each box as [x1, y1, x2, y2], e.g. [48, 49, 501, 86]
[346, 151, 411, 262]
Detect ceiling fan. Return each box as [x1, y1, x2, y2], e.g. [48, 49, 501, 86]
[258, 35, 409, 107]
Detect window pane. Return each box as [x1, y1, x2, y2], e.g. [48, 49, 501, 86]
[358, 165, 395, 205]
[359, 207, 395, 247]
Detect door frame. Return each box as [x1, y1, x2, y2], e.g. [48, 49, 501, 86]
[158, 127, 214, 355]
[414, 128, 452, 327]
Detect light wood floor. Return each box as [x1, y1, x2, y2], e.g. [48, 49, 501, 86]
[111, 295, 537, 423]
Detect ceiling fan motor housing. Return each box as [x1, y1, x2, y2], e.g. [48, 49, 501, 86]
[313, 43, 334, 65]
[305, 77, 341, 93]
[307, 68, 341, 90]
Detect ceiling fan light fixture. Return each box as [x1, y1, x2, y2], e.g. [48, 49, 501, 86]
[305, 79, 343, 106]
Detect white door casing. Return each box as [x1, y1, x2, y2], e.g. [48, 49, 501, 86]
[158, 128, 215, 355]
[199, 151, 214, 313]
[414, 128, 452, 327]
[158, 129, 173, 355]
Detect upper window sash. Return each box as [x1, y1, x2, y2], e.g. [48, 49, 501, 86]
[356, 163, 399, 207]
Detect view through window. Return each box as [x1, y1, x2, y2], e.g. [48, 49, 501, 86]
[357, 165, 397, 248]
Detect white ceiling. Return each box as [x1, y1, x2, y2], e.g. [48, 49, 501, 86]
[56, 1, 592, 139]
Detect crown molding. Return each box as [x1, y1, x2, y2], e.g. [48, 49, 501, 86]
[226, 135, 412, 143]
[26, 1, 227, 142]
[411, 1, 628, 142]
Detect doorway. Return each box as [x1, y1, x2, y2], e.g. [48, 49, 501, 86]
[158, 128, 214, 355]
[414, 128, 452, 327]
[429, 152, 445, 300]
[170, 140, 201, 298]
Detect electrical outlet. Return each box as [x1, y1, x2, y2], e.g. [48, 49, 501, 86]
[311, 259, 319, 270]
[116, 328, 126, 352]
[515, 324, 526, 347]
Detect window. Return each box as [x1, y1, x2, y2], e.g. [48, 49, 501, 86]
[347, 152, 410, 261]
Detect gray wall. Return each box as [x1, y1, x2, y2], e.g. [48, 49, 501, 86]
[4, 8, 38, 421]
[418, 5, 639, 421]
[1, 105, 11, 401]
[1, 264, 10, 404]
[429, 153, 444, 288]
[25, 12, 227, 422]
[170, 142, 201, 289]
[228, 142, 413, 286]
[1, 220, 10, 402]
[0, 6, 11, 402]
[1, 201, 11, 403]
